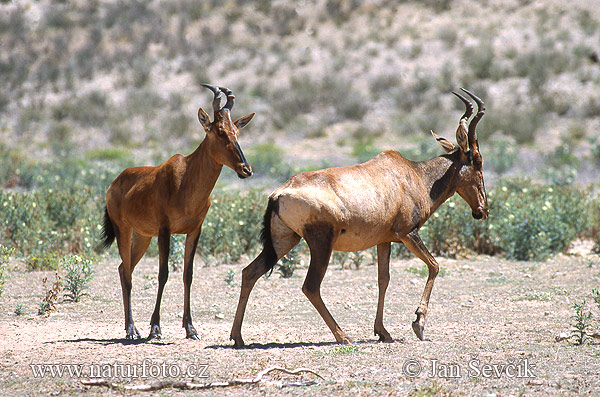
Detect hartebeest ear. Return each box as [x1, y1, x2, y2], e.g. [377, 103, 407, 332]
[431, 130, 455, 153]
[198, 107, 211, 132]
[455, 120, 469, 153]
[234, 113, 255, 130]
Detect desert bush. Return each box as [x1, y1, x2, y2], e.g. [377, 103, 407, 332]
[62, 254, 94, 302]
[461, 39, 498, 80]
[484, 136, 518, 175]
[246, 143, 287, 178]
[0, 187, 102, 258]
[224, 269, 236, 286]
[418, 178, 589, 260]
[332, 251, 350, 268]
[198, 189, 265, 263]
[38, 273, 62, 316]
[484, 179, 587, 260]
[0, 245, 12, 297]
[277, 245, 301, 278]
[26, 252, 60, 271]
[571, 299, 592, 345]
[14, 304, 26, 316]
[477, 102, 545, 144]
[352, 138, 381, 163]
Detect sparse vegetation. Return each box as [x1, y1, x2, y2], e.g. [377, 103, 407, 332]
[38, 273, 62, 316]
[61, 255, 94, 303]
[224, 269, 236, 287]
[14, 303, 26, 316]
[0, 245, 12, 297]
[406, 265, 448, 278]
[1, 2, 599, 394]
[329, 345, 361, 355]
[571, 299, 592, 345]
[277, 245, 301, 278]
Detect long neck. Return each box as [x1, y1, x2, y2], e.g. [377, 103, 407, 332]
[416, 154, 461, 215]
[185, 137, 223, 198]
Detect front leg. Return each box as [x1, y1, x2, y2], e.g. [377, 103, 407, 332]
[400, 230, 439, 341]
[182, 228, 202, 339]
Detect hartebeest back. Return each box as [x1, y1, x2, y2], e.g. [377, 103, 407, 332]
[100, 84, 254, 340]
[230, 89, 488, 347]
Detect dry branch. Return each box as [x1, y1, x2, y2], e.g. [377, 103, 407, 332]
[81, 366, 323, 391]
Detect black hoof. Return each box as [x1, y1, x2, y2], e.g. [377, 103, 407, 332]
[375, 329, 393, 343]
[231, 335, 245, 348]
[412, 321, 424, 341]
[186, 333, 200, 340]
[125, 325, 141, 340]
[148, 324, 161, 340]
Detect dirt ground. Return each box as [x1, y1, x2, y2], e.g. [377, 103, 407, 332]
[1, 250, 599, 396]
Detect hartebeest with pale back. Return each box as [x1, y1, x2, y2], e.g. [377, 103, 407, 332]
[100, 84, 254, 340]
[230, 89, 488, 347]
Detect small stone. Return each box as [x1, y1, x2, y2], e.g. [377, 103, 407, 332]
[215, 313, 225, 319]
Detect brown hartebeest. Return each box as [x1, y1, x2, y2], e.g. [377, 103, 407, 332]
[230, 89, 488, 347]
[100, 84, 255, 340]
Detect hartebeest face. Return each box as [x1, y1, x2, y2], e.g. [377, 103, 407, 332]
[456, 148, 489, 220]
[432, 89, 489, 220]
[198, 108, 254, 179]
[198, 84, 254, 179]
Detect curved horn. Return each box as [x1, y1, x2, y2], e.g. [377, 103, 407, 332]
[460, 88, 485, 146]
[453, 91, 473, 122]
[201, 83, 223, 113]
[219, 86, 235, 111]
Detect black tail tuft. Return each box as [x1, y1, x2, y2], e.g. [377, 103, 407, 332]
[97, 206, 116, 252]
[260, 198, 278, 276]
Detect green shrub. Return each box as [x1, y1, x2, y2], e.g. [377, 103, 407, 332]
[62, 255, 94, 302]
[224, 269, 236, 286]
[14, 304, 26, 316]
[277, 245, 301, 278]
[26, 252, 60, 271]
[198, 189, 266, 263]
[247, 143, 287, 178]
[571, 299, 592, 345]
[0, 245, 11, 297]
[419, 178, 588, 260]
[168, 235, 185, 271]
[488, 179, 587, 260]
[1, 187, 103, 258]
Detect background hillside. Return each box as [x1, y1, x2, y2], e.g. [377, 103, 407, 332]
[1, 0, 600, 188]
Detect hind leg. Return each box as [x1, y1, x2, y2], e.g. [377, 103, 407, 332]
[230, 215, 300, 347]
[374, 242, 393, 342]
[115, 224, 140, 339]
[302, 223, 352, 344]
[149, 227, 170, 339]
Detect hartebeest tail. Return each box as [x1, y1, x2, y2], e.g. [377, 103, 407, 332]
[99, 207, 116, 251]
[230, 89, 488, 347]
[101, 84, 255, 340]
[260, 198, 279, 275]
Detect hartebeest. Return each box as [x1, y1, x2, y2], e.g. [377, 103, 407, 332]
[100, 84, 254, 340]
[230, 89, 488, 347]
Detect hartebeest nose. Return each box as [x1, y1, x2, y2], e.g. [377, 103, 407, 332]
[472, 206, 489, 220]
[238, 164, 253, 179]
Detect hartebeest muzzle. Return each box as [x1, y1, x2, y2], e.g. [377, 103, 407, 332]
[472, 206, 489, 220]
[234, 142, 252, 179]
[237, 163, 253, 179]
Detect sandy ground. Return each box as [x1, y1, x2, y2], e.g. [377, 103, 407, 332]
[1, 251, 599, 395]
